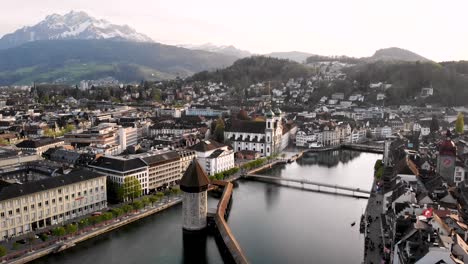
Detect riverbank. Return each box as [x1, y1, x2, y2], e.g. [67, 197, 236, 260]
[4, 197, 182, 264]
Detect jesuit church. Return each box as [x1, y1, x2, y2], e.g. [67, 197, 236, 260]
[224, 108, 293, 157]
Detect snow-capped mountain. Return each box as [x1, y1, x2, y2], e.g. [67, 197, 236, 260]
[179, 43, 252, 58]
[0, 11, 153, 49]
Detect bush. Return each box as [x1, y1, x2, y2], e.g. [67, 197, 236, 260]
[0, 245, 6, 257]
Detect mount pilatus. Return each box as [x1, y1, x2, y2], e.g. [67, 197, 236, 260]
[0, 11, 153, 49]
[0, 11, 237, 85]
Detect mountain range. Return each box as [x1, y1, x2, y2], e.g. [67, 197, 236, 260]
[0, 11, 434, 85]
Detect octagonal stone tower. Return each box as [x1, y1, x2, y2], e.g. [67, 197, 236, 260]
[180, 159, 210, 231]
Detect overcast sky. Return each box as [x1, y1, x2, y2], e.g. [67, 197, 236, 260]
[0, 0, 466, 61]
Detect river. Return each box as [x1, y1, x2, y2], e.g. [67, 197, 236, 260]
[33, 150, 380, 264]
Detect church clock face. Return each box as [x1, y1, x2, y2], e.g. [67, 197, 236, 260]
[442, 157, 453, 167]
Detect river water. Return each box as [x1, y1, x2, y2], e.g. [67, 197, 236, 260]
[34, 150, 380, 264]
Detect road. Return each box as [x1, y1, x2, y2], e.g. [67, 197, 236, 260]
[364, 191, 384, 264]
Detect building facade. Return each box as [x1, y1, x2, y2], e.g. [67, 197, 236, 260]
[0, 169, 107, 241]
[190, 140, 235, 176]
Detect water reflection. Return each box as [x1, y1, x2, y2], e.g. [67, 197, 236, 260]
[182, 231, 207, 264]
[299, 150, 361, 167]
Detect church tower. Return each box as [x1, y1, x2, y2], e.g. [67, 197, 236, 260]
[437, 130, 456, 185]
[180, 159, 210, 231]
[265, 109, 275, 156]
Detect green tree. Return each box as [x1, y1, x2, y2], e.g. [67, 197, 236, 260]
[213, 117, 225, 142]
[155, 192, 164, 200]
[374, 159, 383, 171]
[151, 88, 162, 102]
[132, 200, 143, 210]
[0, 245, 6, 257]
[101, 212, 113, 221]
[430, 115, 440, 134]
[122, 204, 133, 214]
[65, 224, 78, 235]
[78, 218, 89, 229]
[456, 112, 464, 134]
[120, 177, 142, 202]
[111, 208, 124, 217]
[149, 195, 159, 206]
[141, 197, 150, 207]
[52, 226, 66, 237]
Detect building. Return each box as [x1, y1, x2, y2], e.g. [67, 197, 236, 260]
[437, 131, 457, 185]
[0, 169, 107, 240]
[181, 160, 209, 231]
[89, 156, 149, 200]
[140, 151, 183, 192]
[190, 140, 235, 176]
[225, 109, 284, 157]
[118, 126, 138, 150]
[185, 106, 229, 117]
[16, 137, 65, 155]
[295, 131, 317, 147]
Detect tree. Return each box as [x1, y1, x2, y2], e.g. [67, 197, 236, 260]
[121, 204, 133, 214]
[213, 117, 225, 142]
[151, 88, 162, 102]
[111, 208, 124, 217]
[78, 218, 89, 229]
[141, 197, 150, 207]
[52, 226, 66, 237]
[149, 195, 159, 206]
[0, 245, 6, 257]
[132, 200, 143, 210]
[430, 115, 440, 134]
[456, 113, 464, 134]
[120, 177, 142, 202]
[65, 224, 78, 235]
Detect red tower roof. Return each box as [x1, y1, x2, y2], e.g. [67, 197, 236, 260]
[439, 139, 456, 156]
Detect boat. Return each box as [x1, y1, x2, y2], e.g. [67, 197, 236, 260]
[351, 222, 356, 226]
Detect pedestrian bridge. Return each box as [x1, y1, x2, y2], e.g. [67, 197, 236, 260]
[244, 174, 371, 198]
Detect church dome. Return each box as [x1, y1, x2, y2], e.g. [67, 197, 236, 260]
[265, 109, 274, 118]
[273, 108, 282, 116]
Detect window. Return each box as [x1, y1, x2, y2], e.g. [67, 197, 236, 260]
[52, 199, 55, 204]
[38, 202, 42, 208]
[23, 206, 27, 212]
[16, 208, 20, 214]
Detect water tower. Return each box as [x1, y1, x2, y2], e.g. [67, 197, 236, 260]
[180, 159, 210, 231]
